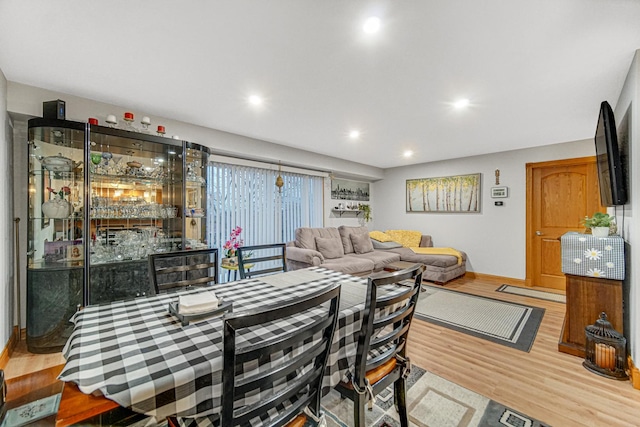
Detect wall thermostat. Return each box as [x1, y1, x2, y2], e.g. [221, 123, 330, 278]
[491, 186, 508, 198]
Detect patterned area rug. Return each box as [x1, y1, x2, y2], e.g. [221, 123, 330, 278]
[414, 286, 544, 352]
[319, 366, 549, 427]
[496, 285, 566, 304]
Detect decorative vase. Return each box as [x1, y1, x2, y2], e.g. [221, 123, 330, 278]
[42, 198, 73, 219]
[222, 256, 237, 266]
[591, 226, 610, 238]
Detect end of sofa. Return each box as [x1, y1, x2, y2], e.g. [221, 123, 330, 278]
[285, 245, 324, 269]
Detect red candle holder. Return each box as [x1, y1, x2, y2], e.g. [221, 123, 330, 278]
[123, 112, 134, 122]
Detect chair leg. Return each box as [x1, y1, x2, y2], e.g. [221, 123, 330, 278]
[395, 377, 409, 427]
[353, 391, 366, 427]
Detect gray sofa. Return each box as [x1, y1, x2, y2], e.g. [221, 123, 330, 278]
[286, 226, 467, 284]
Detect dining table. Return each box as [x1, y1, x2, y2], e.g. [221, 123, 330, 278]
[58, 266, 406, 426]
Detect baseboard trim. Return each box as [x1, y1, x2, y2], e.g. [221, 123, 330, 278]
[464, 272, 525, 286]
[0, 326, 19, 370]
[627, 356, 640, 389]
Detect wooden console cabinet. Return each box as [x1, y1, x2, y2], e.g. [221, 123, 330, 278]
[559, 274, 623, 357]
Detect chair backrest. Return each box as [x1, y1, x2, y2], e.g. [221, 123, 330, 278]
[352, 263, 425, 388]
[237, 243, 287, 279]
[148, 248, 218, 294]
[221, 283, 341, 427]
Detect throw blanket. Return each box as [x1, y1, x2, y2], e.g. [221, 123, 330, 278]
[410, 247, 463, 265]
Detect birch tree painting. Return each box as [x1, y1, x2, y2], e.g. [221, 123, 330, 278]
[406, 173, 481, 212]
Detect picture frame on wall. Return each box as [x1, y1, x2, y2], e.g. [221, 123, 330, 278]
[406, 173, 481, 213]
[331, 178, 370, 201]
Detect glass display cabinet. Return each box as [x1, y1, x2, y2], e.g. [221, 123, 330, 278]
[26, 118, 210, 353]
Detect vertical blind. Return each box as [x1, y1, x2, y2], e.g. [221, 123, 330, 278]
[207, 162, 324, 251]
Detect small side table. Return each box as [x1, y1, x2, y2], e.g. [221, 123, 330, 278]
[221, 263, 254, 282]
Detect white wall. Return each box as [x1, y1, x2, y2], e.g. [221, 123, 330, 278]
[614, 49, 639, 364]
[1, 67, 14, 351]
[8, 82, 384, 182]
[374, 140, 594, 278]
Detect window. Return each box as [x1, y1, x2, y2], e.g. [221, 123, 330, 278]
[208, 162, 323, 250]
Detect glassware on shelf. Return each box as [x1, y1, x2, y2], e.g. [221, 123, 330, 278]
[140, 116, 152, 134]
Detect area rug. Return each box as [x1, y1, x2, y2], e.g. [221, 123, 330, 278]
[318, 366, 549, 427]
[496, 285, 566, 304]
[1, 393, 61, 427]
[414, 286, 544, 352]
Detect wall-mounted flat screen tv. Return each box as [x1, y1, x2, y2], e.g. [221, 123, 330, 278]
[595, 101, 627, 206]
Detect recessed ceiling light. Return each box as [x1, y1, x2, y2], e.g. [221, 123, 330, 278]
[349, 130, 360, 139]
[453, 98, 470, 109]
[248, 95, 263, 106]
[403, 150, 414, 158]
[363, 17, 381, 34]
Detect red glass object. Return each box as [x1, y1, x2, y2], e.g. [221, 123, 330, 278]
[157, 125, 166, 134]
[88, 118, 98, 125]
[123, 112, 134, 122]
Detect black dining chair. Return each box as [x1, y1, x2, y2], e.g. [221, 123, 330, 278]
[221, 282, 341, 426]
[335, 263, 425, 427]
[148, 248, 219, 294]
[237, 243, 287, 279]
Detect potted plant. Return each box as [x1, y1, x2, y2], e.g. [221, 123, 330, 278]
[358, 204, 372, 222]
[582, 212, 615, 237]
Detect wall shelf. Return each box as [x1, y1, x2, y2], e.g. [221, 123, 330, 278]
[332, 209, 362, 217]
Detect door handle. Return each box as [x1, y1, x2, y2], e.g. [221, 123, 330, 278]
[535, 231, 543, 236]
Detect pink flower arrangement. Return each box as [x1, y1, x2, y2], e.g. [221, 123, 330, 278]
[47, 186, 71, 200]
[223, 226, 244, 257]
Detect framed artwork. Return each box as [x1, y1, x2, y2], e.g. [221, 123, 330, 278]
[406, 173, 481, 213]
[66, 244, 84, 261]
[331, 178, 370, 201]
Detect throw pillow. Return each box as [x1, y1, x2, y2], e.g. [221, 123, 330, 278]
[350, 233, 374, 254]
[315, 237, 345, 259]
[371, 240, 403, 250]
[369, 230, 393, 242]
[385, 230, 422, 248]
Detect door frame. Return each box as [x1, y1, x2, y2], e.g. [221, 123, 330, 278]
[525, 156, 598, 287]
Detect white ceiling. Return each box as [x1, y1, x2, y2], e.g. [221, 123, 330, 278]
[2, 0, 640, 169]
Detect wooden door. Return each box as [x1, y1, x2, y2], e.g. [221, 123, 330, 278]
[526, 157, 604, 290]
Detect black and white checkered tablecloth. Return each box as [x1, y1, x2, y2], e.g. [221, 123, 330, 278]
[58, 267, 384, 425]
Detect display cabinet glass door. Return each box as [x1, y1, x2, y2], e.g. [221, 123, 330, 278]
[87, 129, 183, 305]
[184, 143, 209, 250]
[27, 121, 85, 353]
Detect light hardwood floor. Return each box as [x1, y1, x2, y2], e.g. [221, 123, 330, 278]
[4, 276, 639, 426]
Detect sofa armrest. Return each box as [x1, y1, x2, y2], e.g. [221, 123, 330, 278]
[286, 246, 325, 266]
[420, 235, 433, 247]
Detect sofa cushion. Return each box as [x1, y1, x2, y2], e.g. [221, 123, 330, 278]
[338, 225, 369, 254]
[295, 227, 340, 250]
[385, 230, 422, 248]
[389, 247, 466, 268]
[315, 237, 345, 259]
[369, 230, 393, 242]
[350, 233, 374, 254]
[371, 240, 403, 250]
[347, 251, 401, 270]
[322, 256, 375, 275]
